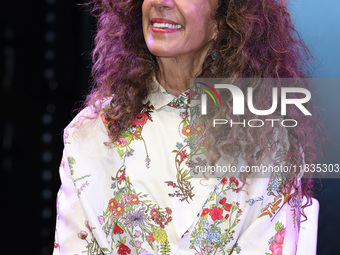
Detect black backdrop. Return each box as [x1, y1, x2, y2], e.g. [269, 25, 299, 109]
[1, 1, 339, 254]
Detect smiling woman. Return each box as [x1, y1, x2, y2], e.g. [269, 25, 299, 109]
[142, 0, 218, 96]
[53, 0, 321, 254]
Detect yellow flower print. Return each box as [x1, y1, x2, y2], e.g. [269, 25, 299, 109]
[153, 229, 167, 243]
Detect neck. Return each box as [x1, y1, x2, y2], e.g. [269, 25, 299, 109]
[155, 43, 212, 97]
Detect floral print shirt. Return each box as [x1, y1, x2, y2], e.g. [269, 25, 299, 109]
[53, 79, 303, 255]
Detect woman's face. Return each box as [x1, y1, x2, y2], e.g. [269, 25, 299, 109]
[142, 0, 218, 58]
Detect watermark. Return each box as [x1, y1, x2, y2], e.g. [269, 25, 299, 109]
[192, 162, 340, 178]
[187, 78, 340, 179]
[199, 83, 311, 116]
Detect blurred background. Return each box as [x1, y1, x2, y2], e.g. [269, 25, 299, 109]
[1, 0, 339, 254]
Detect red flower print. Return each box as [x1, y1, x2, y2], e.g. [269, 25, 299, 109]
[147, 232, 155, 242]
[114, 203, 125, 216]
[201, 208, 211, 216]
[113, 223, 124, 234]
[150, 208, 160, 218]
[166, 207, 172, 215]
[225, 214, 230, 219]
[209, 207, 223, 221]
[224, 203, 232, 212]
[182, 125, 192, 136]
[108, 198, 117, 212]
[127, 194, 140, 205]
[109, 198, 125, 215]
[154, 215, 165, 225]
[117, 243, 131, 255]
[166, 216, 172, 223]
[221, 178, 228, 184]
[230, 177, 239, 186]
[77, 231, 88, 240]
[131, 113, 148, 126]
[117, 171, 126, 185]
[178, 149, 189, 163]
[219, 197, 227, 205]
[237, 209, 242, 214]
[193, 124, 205, 134]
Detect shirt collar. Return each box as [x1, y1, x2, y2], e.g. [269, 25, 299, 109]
[146, 78, 190, 110]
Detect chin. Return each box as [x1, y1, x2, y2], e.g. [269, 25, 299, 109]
[148, 48, 180, 58]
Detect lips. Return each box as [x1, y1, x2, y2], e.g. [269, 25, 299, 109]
[150, 18, 183, 33]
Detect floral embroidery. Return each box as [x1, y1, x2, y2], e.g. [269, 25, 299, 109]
[108, 167, 172, 254]
[79, 167, 173, 254]
[101, 103, 154, 168]
[165, 92, 209, 203]
[265, 222, 285, 255]
[227, 242, 242, 254]
[166, 90, 190, 109]
[190, 177, 242, 254]
[77, 220, 107, 254]
[246, 196, 264, 206]
[259, 148, 293, 220]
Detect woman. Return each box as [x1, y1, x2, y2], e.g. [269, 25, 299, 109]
[53, 0, 319, 254]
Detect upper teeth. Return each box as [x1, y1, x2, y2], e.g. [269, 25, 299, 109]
[153, 22, 182, 29]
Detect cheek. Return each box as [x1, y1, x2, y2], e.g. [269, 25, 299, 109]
[142, 1, 151, 35]
[186, 4, 216, 40]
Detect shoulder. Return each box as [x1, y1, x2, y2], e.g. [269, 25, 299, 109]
[63, 98, 112, 145]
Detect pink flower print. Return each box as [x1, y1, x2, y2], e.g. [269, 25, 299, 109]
[275, 228, 285, 244]
[179, 111, 188, 119]
[130, 240, 142, 248]
[114, 133, 133, 148]
[135, 230, 141, 237]
[270, 228, 285, 255]
[116, 137, 130, 147]
[77, 231, 88, 240]
[139, 249, 148, 254]
[98, 216, 104, 225]
[145, 156, 151, 168]
[85, 220, 91, 232]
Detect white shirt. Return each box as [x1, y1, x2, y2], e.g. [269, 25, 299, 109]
[53, 80, 302, 255]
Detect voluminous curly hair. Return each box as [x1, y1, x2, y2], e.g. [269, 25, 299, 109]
[85, 0, 323, 208]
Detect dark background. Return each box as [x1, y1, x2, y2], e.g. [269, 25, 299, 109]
[1, 1, 339, 254]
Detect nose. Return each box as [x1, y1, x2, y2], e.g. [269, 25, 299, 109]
[151, 0, 175, 10]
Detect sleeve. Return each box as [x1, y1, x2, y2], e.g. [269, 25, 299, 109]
[53, 148, 95, 254]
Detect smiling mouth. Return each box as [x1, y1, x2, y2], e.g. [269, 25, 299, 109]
[150, 18, 183, 31]
[152, 22, 183, 29]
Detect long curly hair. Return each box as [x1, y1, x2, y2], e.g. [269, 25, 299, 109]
[85, 0, 323, 210]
